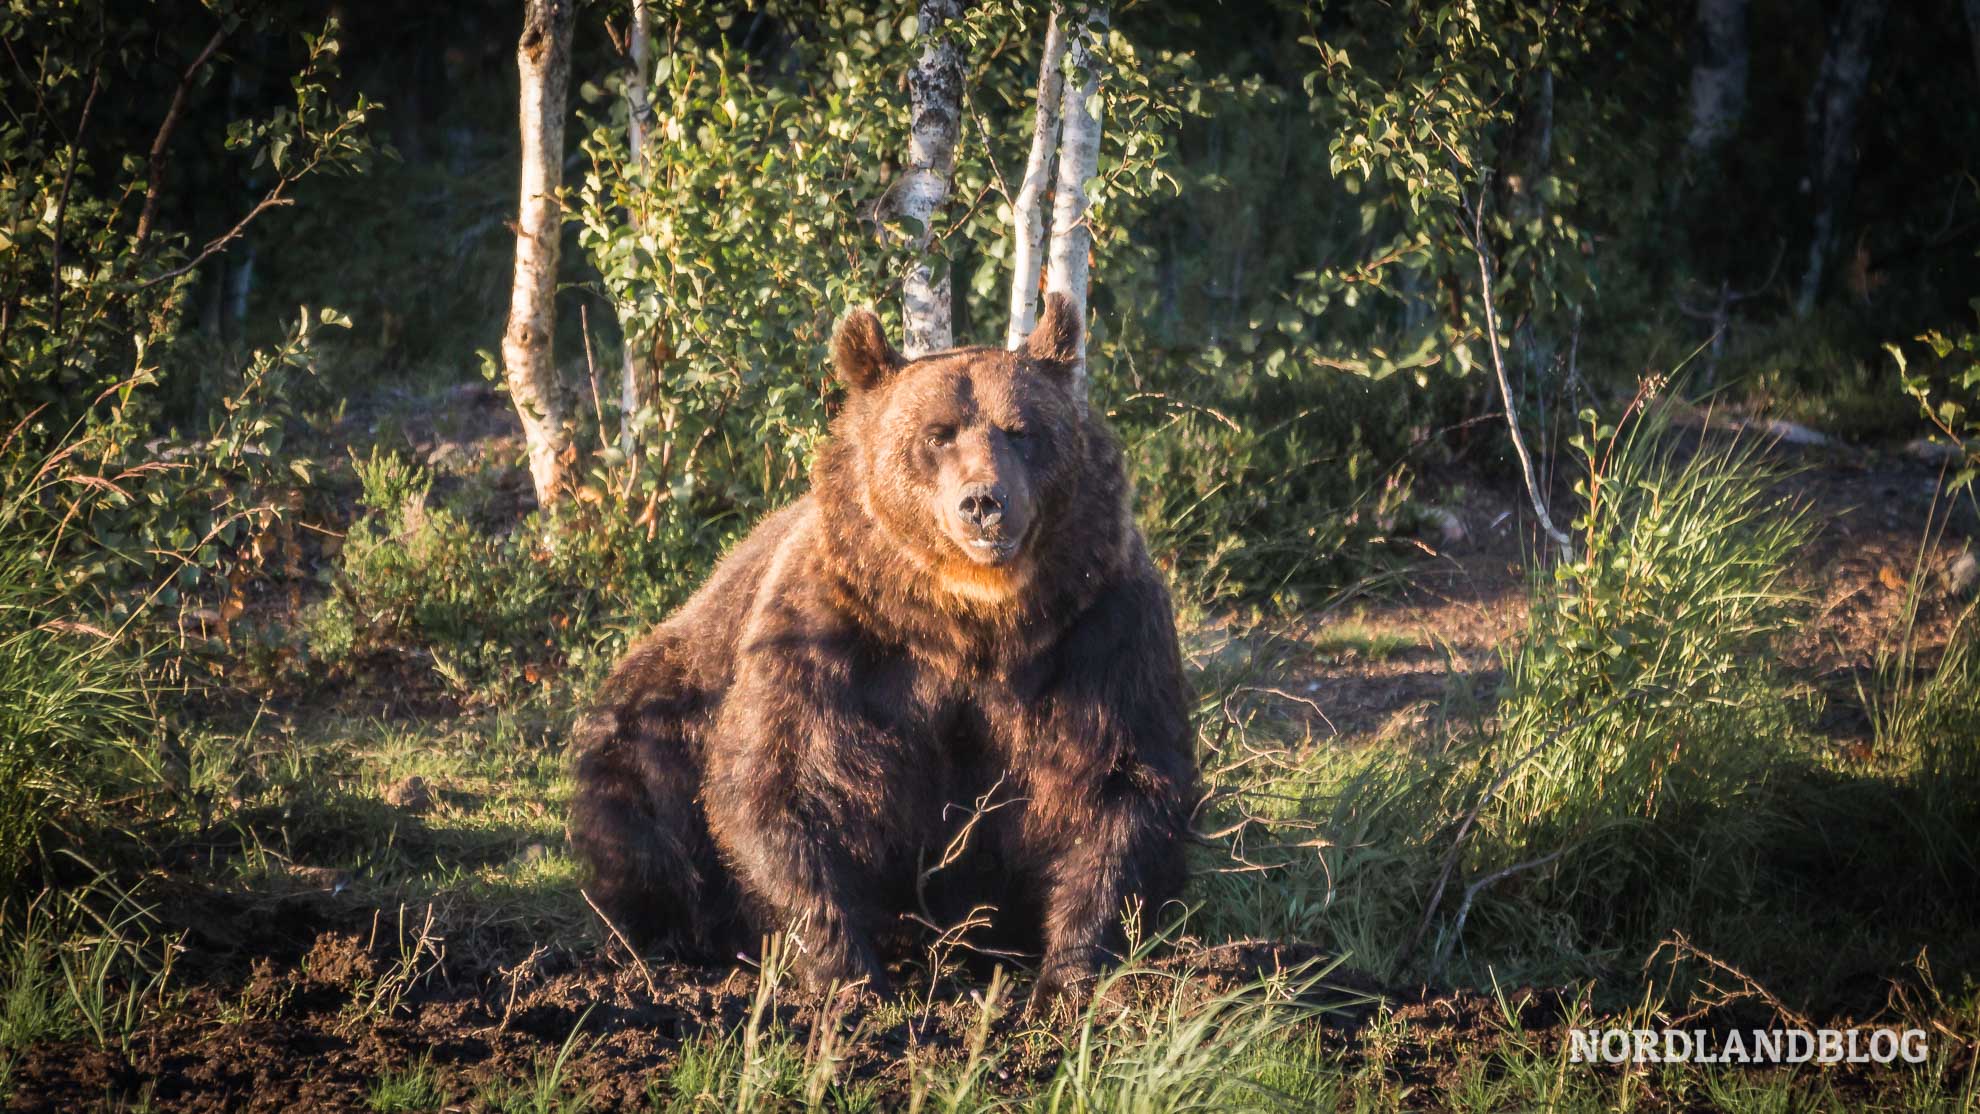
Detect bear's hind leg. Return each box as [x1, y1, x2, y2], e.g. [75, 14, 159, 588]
[569, 665, 741, 960]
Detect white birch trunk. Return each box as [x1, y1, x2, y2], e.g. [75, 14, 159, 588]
[620, 0, 651, 458]
[1686, 0, 1749, 159]
[502, 0, 575, 508]
[899, 0, 965, 358]
[1795, 0, 1887, 317]
[1044, 4, 1106, 404]
[1005, 8, 1067, 348]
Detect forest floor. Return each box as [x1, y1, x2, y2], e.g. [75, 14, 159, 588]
[5, 390, 1978, 1112]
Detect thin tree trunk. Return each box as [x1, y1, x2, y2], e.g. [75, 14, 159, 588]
[899, 0, 966, 358]
[620, 0, 652, 459]
[1686, 0, 1749, 160]
[503, 0, 576, 508]
[1966, 0, 1980, 86]
[1045, 4, 1106, 404]
[1005, 7, 1067, 348]
[1795, 0, 1888, 317]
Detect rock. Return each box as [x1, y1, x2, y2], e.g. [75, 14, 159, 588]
[425, 441, 468, 470]
[1946, 551, 1980, 599]
[1751, 418, 1830, 447]
[383, 775, 433, 813]
[1420, 506, 1468, 548]
[1907, 438, 1965, 465]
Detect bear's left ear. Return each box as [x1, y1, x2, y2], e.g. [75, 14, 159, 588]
[1017, 291, 1082, 384]
[832, 308, 903, 392]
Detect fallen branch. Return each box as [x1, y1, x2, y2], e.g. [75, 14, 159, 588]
[1430, 847, 1567, 976]
[1465, 172, 1573, 563]
[1397, 687, 1640, 969]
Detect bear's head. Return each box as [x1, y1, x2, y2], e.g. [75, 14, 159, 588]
[825, 294, 1089, 595]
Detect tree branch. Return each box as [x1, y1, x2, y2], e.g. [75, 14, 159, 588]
[135, 23, 234, 250]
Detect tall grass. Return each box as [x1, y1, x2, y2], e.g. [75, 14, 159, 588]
[0, 438, 153, 891]
[0, 867, 181, 1055]
[1870, 514, 1980, 878]
[1454, 407, 1815, 963]
[1196, 403, 1830, 983]
[1492, 408, 1811, 841]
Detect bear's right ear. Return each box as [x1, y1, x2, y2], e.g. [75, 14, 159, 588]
[1018, 291, 1082, 381]
[831, 308, 904, 392]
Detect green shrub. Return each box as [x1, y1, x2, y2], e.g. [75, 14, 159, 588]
[1490, 404, 1812, 847]
[1112, 348, 1432, 608]
[307, 449, 560, 694]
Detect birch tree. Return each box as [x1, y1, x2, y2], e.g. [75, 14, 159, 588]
[1043, 5, 1107, 403]
[1795, 0, 1887, 317]
[1685, 0, 1749, 160]
[1004, 8, 1067, 347]
[619, 0, 652, 458]
[899, 0, 966, 358]
[502, 0, 575, 508]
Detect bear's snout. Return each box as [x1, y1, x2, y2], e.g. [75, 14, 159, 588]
[957, 484, 1005, 530]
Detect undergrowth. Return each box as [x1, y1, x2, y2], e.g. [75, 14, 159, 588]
[1197, 403, 1980, 1010]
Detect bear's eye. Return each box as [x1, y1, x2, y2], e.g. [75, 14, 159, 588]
[1001, 426, 1028, 442]
[924, 425, 956, 448]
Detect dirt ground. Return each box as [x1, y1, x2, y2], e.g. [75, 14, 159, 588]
[7, 420, 1974, 1112]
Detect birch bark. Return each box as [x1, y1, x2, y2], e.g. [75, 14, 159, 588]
[620, 0, 651, 458]
[1795, 0, 1888, 317]
[1044, 4, 1106, 404]
[1685, 0, 1749, 159]
[899, 0, 966, 357]
[502, 0, 575, 507]
[1005, 8, 1067, 348]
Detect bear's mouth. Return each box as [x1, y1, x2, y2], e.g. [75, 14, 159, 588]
[964, 535, 1020, 563]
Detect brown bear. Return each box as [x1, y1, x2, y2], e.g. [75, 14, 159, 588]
[569, 294, 1194, 1004]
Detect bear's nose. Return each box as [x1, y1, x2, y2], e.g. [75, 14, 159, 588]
[957, 485, 1004, 530]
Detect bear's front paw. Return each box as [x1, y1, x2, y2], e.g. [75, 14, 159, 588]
[1026, 963, 1095, 1021]
[800, 953, 892, 1002]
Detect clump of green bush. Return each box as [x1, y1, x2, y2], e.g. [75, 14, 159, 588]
[305, 449, 560, 695]
[1491, 406, 1812, 847]
[304, 447, 748, 699]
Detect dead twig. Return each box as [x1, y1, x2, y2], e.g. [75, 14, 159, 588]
[580, 887, 659, 999]
[1397, 687, 1641, 969]
[1430, 847, 1567, 976]
[1651, 930, 1815, 1031]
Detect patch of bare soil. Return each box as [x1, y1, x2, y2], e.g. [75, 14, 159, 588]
[2, 927, 1377, 1112]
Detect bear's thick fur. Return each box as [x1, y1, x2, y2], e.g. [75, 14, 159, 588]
[569, 295, 1195, 1002]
